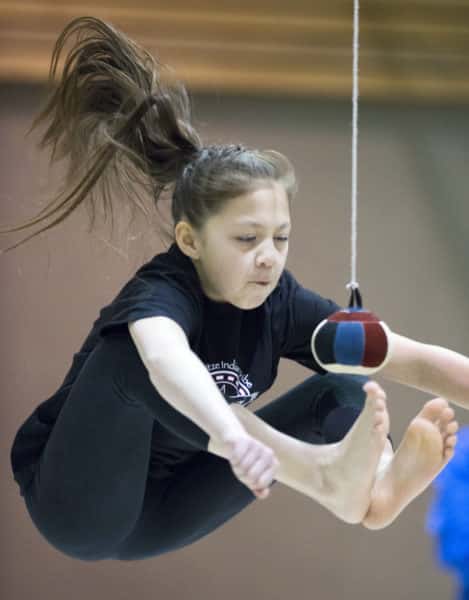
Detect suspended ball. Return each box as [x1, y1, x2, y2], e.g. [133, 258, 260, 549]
[311, 308, 393, 375]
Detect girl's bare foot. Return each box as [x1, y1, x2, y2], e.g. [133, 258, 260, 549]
[362, 397, 459, 530]
[313, 381, 389, 523]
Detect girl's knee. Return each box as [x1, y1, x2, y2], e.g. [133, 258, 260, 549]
[320, 372, 369, 391]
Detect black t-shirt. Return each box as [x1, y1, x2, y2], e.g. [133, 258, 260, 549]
[10, 243, 341, 495]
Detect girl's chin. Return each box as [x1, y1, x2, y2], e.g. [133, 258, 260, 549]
[234, 295, 267, 310]
[226, 285, 272, 309]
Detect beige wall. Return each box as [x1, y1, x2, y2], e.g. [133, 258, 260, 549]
[1, 82, 468, 599]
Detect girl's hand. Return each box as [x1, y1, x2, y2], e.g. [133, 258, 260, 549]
[222, 432, 279, 499]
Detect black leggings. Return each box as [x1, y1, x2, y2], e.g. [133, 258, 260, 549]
[23, 332, 372, 562]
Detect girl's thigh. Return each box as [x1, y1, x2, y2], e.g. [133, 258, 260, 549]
[113, 451, 254, 560]
[24, 333, 157, 560]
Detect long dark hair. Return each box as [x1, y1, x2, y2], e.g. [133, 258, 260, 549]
[0, 16, 298, 254]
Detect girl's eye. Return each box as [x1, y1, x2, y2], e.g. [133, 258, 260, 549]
[236, 236, 289, 243]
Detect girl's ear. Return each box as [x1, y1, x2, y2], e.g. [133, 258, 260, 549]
[174, 221, 202, 260]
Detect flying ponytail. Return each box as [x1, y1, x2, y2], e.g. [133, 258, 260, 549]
[0, 16, 203, 253]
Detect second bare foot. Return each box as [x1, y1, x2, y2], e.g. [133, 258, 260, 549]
[362, 397, 459, 530]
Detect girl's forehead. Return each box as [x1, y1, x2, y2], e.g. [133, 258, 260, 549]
[230, 217, 291, 229]
[221, 186, 290, 220]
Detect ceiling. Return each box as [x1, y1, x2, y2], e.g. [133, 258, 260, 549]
[1, 0, 468, 102]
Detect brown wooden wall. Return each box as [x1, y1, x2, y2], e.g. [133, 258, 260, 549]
[1, 0, 468, 102]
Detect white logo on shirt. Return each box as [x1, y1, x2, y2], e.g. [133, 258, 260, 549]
[205, 359, 259, 407]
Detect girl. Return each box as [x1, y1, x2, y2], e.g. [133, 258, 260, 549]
[4, 16, 466, 562]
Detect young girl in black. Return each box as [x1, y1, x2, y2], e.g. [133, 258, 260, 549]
[4, 17, 463, 562]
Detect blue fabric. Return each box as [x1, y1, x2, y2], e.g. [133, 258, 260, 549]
[426, 426, 469, 585]
[335, 322, 365, 365]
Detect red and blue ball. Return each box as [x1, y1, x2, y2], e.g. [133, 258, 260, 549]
[311, 308, 392, 375]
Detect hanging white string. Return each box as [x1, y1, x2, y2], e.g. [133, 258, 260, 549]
[347, 0, 360, 293]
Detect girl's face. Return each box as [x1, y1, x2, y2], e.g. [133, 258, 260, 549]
[181, 182, 291, 310]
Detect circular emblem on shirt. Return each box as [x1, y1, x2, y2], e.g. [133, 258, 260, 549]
[206, 359, 258, 406]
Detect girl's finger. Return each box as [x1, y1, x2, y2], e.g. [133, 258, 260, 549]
[229, 440, 250, 466]
[238, 446, 263, 473]
[246, 457, 268, 482]
[255, 468, 277, 490]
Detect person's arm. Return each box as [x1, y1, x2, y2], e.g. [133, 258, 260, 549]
[379, 332, 469, 410]
[129, 316, 246, 445]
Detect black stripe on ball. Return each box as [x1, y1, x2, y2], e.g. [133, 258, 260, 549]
[315, 321, 338, 364]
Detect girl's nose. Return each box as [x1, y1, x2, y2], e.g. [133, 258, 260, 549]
[255, 241, 277, 268]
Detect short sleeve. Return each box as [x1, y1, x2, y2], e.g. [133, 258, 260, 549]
[98, 276, 201, 343]
[279, 273, 342, 373]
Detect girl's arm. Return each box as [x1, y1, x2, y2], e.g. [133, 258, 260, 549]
[129, 316, 246, 443]
[129, 316, 280, 498]
[380, 332, 469, 410]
